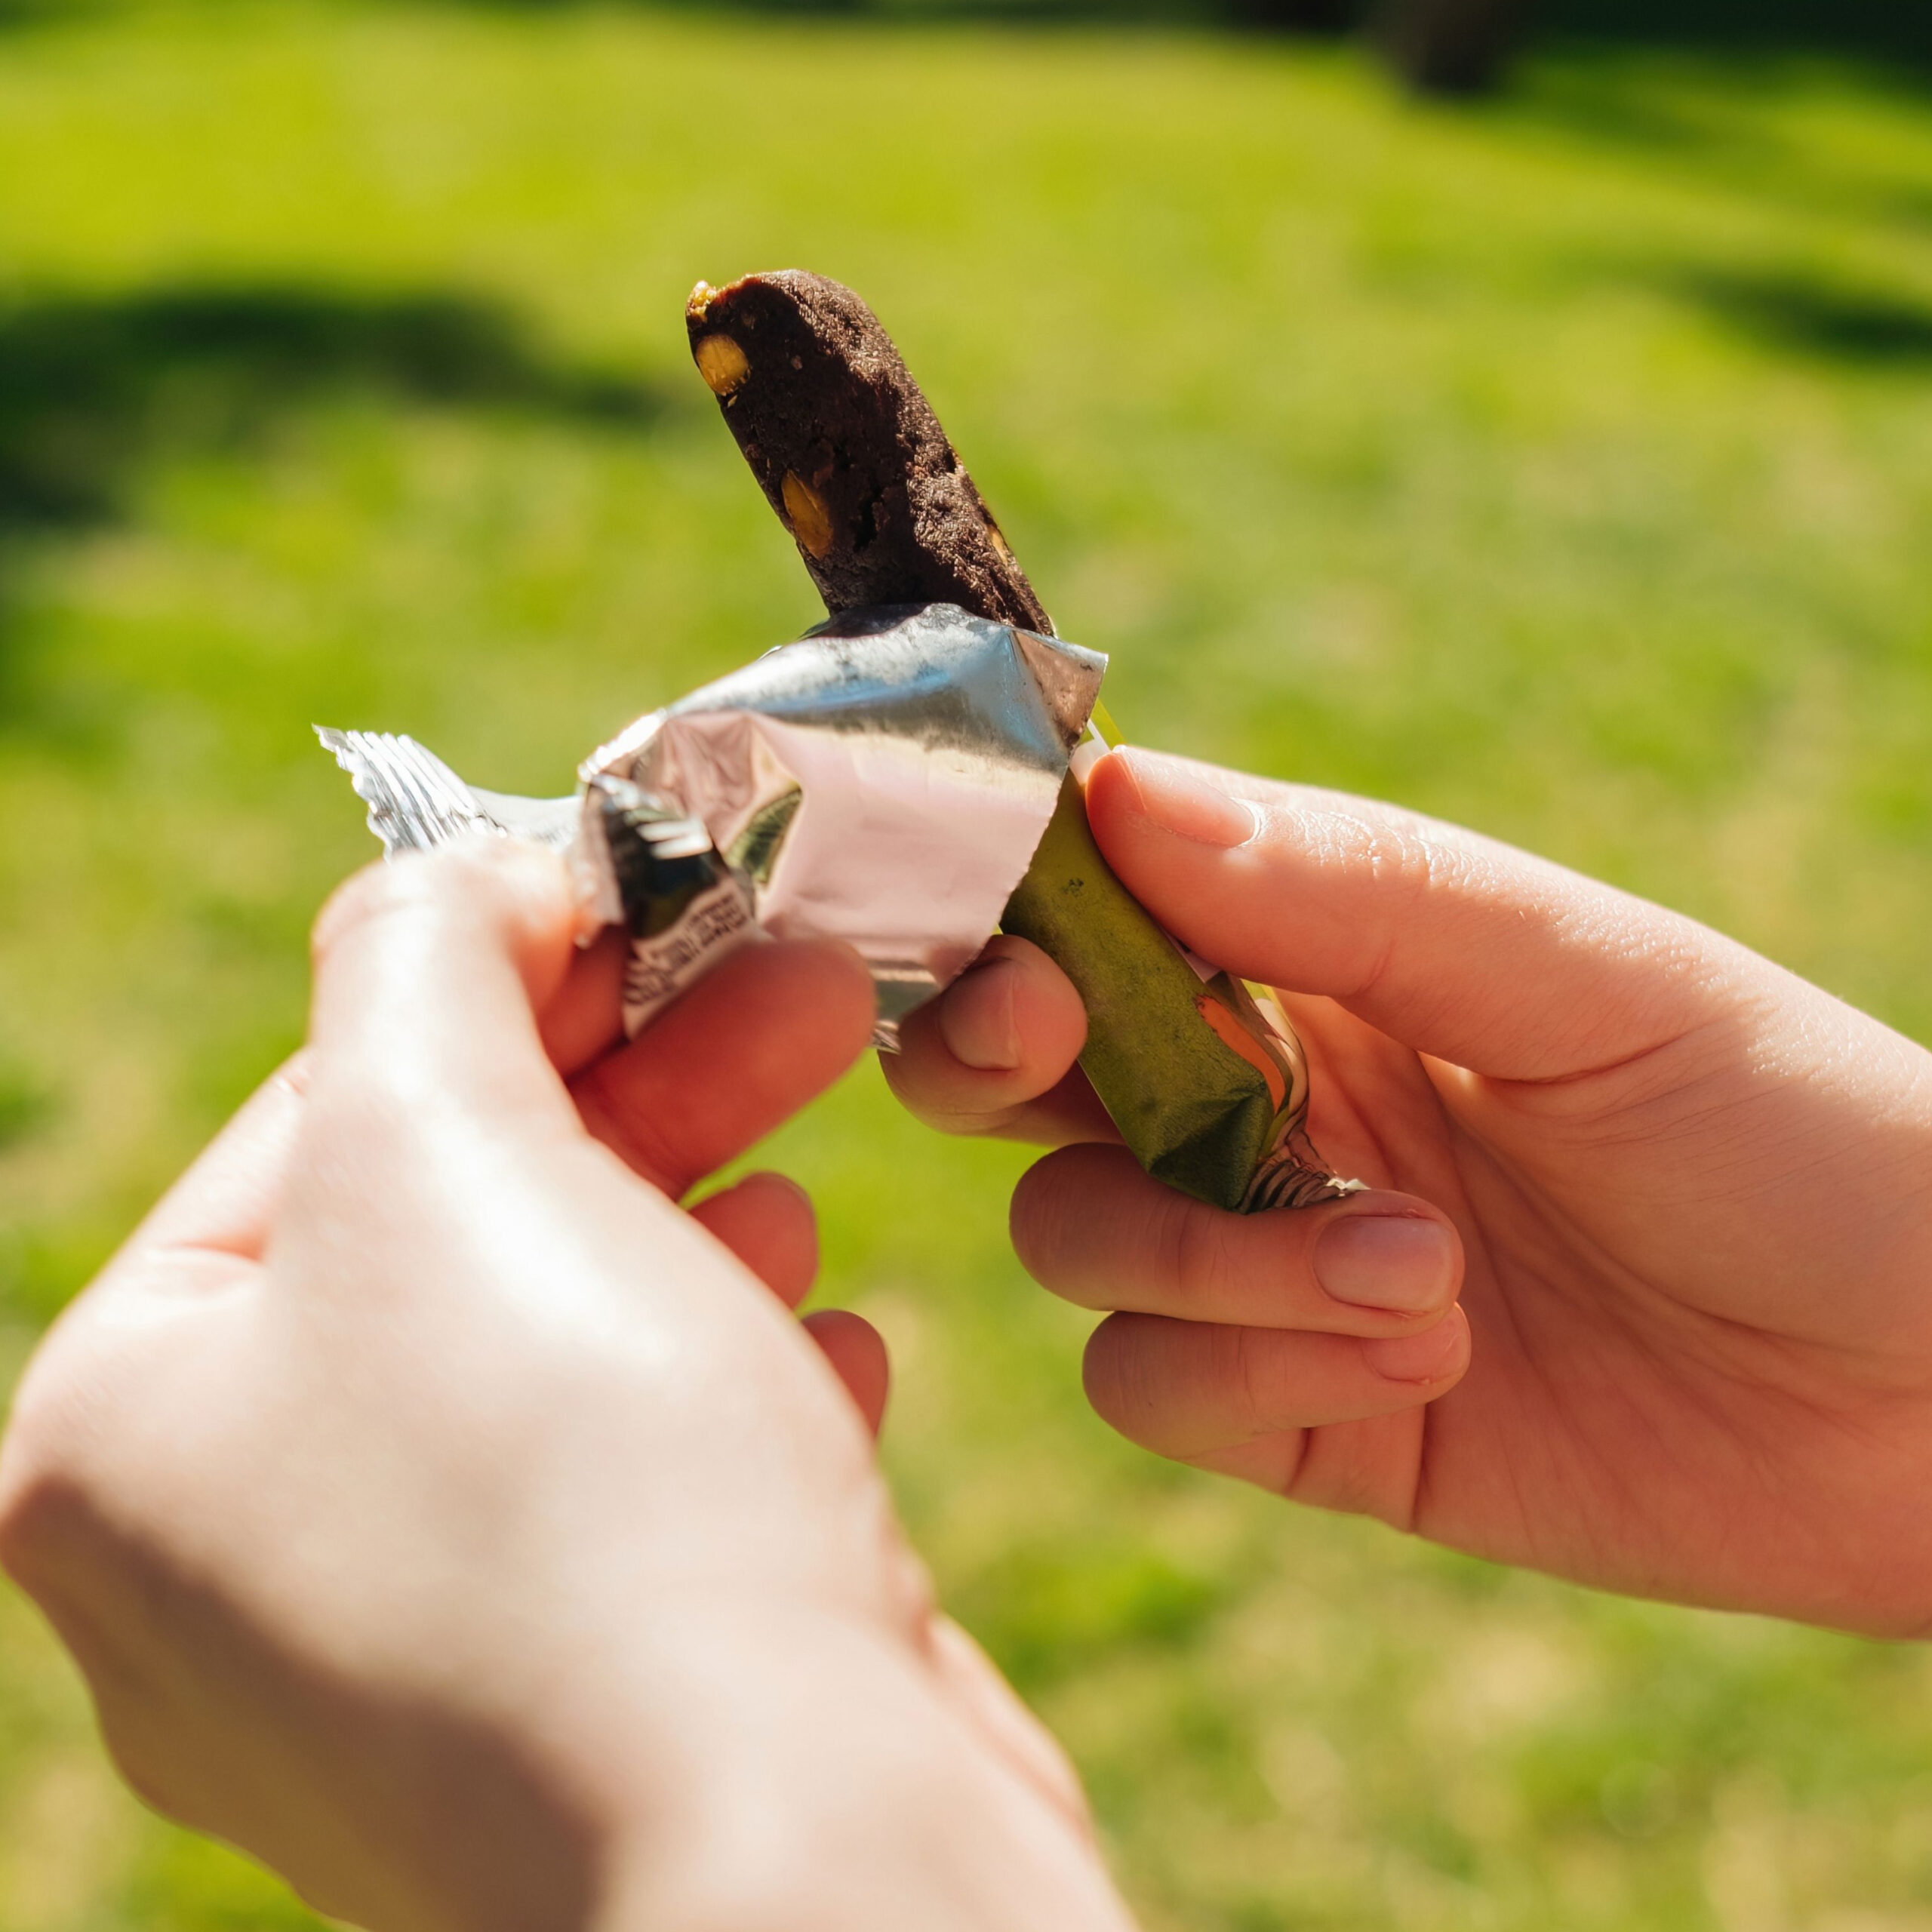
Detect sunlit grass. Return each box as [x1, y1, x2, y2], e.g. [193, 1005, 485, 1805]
[2, 4, 1930, 1926]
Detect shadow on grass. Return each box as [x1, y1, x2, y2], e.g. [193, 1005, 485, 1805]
[1680, 269, 1932, 368]
[1505, 8, 1931, 235]
[0, 283, 663, 537]
[1543, 0, 1931, 78]
[442, 0, 1932, 72]
[0, 0, 85, 25]
[481, 0, 1346, 23]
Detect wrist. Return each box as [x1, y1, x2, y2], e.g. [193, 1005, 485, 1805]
[585, 1605, 1131, 1932]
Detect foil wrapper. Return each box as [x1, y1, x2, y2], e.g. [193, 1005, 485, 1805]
[320, 603, 1107, 1046]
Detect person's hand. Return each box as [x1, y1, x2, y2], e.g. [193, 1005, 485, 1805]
[0, 842, 1135, 1932]
[888, 747, 1932, 1637]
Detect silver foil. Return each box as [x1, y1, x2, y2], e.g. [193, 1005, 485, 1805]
[320, 603, 1107, 1046]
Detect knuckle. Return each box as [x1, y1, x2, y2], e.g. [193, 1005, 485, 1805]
[0, 1289, 186, 1592]
[0, 1459, 78, 1589]
[0, 1352, 100, 1587]
[1228, 1323, 1278, 1438]
[1361, 817, 1448, 905]
[1323, 809, 1463, 1001]
[1168, 1196, 1237, 1313]
[1166, 1196, 1300, 1324]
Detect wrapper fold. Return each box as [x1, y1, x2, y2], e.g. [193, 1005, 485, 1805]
[321, 602, 1106, 1046]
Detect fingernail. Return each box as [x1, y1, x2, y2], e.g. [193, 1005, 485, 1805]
[939, 957, 1022, 1071]
[1113, 749, 1258, 849]
[1315, 1214, 1457, 1312]
[1363, 1309, 1467, 1384]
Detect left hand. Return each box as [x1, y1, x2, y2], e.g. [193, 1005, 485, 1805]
[0, 841, 1134, 1932]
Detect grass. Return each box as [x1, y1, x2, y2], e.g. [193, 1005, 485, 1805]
[1, 3, 1930, 1926]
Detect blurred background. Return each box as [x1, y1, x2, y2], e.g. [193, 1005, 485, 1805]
[2, 0, 1930, 1924]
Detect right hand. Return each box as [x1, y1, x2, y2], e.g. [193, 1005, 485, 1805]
[888, 746, 1932, 1637]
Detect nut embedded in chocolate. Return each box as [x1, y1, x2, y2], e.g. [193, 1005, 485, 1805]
[692, 332, 749, 397]
[780, 471, 835, 560]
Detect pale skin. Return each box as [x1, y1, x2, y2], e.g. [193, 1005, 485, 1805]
[888, 746, 1932, 1638]
[7, 740, 1932, 1929]
[0, 843, 1137, 1932]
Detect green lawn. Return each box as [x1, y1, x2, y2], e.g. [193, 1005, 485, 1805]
[2, 4, 1931, 1927]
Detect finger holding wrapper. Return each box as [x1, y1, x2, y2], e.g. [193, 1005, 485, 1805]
[687, 270, 1349, 1213]
[320, 605, 1105, 1048]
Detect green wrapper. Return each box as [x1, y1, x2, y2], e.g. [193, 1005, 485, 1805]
[1003, 705, 1345, 1213]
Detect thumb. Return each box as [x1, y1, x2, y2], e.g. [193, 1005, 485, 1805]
[306, 839, 583, 1131]
[1086, 748, 1765, 1081]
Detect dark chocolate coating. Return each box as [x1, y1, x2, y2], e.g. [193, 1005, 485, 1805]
[686, 272, 1053, 637]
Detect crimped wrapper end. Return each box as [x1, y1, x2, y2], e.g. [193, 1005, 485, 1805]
[315, 727, 487, 855]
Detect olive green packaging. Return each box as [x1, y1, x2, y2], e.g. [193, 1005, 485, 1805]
[1003, 703, 1347, 1213]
